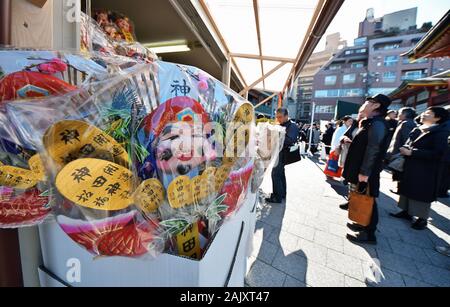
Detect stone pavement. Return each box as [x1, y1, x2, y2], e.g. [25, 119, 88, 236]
[245, 156, 450, 287]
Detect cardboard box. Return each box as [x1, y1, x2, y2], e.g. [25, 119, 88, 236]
[38, 192, 257, 287]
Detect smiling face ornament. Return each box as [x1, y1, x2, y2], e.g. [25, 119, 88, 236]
[141, 97, 217, 187]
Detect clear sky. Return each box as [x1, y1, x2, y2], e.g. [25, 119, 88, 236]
[315, 0, 450, 51]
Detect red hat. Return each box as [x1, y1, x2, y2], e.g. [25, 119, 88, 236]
[142, 96, 210, 137]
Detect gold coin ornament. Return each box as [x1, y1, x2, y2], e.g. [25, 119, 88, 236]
[134, 178, 165, 213]
[233, 103, 254, 125]
[0, 153, 48, 189]
[191, 175, 204, 204]
[0, 165, 40, 190]
[55, 158, 134, 211]
[28, 154, 46, 181]
[225, 103, 255, 158]
[43, 120, 129, 168]
[214, 165, 232, 192]
[200, 167, 216, 199]
[167, 176, 193, 209]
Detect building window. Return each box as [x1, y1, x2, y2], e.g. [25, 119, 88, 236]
[351, 62, 365, 69]
[343, 74, 356, 84]
[329, 64, 341, 70]
[354, 37, 367, 46]
[340, 88, 363, 97]
[402, 70, 425, 80]
[315, 105, 336, 114]
[384, 55, 399, 67]
[300, 77, 314, 83]
[382, 71, 396, 83]
[375, 43, 400, 51]
[315, 90, 339, 98]
[402, 57, 428, 64]
[315, 89, 363, 98]
[368, 88, 397, 96]
[324, 75, 337, 85]
[355, 48, 367, 54]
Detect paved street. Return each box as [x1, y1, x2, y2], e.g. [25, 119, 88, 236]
[246, 156, 450, 287]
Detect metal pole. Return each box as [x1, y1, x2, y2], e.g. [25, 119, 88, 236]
[221, 56, 231, 87]
[308, 102, 316, 156]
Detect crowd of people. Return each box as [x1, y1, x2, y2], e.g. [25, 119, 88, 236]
[265, 94, 450, 257]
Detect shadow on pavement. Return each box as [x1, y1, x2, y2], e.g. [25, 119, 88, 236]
[245, 194, 308, 287]
[353, 191, 450, 287]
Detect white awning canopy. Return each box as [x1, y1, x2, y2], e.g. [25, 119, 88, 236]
[194, 0, 344, 96]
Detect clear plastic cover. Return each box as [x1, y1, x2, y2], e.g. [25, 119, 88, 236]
[2, 40, 266, 260]
[81, 12, 157, 65]
[135, 61, 256, 258]
[8, 64, 165, 257]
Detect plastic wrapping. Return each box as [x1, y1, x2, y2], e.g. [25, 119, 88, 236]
[135, 61, 256, 258]
[4, 40, 259, 260]
[81, 12, 156, 65]
[0, 110, 51, 228]
[255, 122, 286, 170]
[0, 49, 95, 228]
[8, 64, 164, 257]
[254, 123, 286, 194]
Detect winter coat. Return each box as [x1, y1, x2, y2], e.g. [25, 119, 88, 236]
[386, 118, 417, 160]
[399, 121, 450, 203]
[342, 116, 390, 197]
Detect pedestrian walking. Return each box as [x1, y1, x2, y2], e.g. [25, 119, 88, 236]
[391, 107, 450, 230]
[322, 123, 335, 155]
[308, 123, 320, 154]
[341, 94, 392, 244]
[265, 108, 300, 204]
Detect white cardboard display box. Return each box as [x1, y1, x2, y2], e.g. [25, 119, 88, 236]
[38, 192, 258, 287]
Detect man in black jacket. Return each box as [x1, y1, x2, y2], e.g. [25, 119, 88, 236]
[322, 123, 335, 155]
[342, 94, 392, 244]
[386, 107, 417, 160]
[266, 108, 300, 204]
[385, 107, 417, 194]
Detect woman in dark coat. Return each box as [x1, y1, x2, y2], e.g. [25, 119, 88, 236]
[392, 107, 450, 230]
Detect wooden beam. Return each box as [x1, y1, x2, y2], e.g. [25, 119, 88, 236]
[282, 0, 345, 93]
[198, 0, 248, 88]
[239, 62, 286, 95]
[253, 0, 265, 89]
[229, 53, 296, 63]
[254, 92, 278, 109]
[282, 0, 325, 93]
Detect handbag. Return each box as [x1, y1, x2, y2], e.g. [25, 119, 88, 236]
[284, 143, 301, 165]
[348, 184, 374, 227]
[324, 151, 342, 178]
[387, 153, 405, 172]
